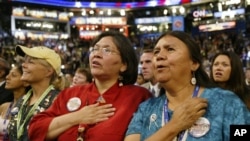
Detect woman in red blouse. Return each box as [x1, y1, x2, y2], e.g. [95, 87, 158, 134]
[28, 31, 151, 141]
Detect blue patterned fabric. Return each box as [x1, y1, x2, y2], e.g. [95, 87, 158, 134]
[126, 87, 250, 141]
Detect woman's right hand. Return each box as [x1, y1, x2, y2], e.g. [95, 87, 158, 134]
[170, 97, 208, 131]
[46, 102, 116, 139]
[75, 103, 116, 125]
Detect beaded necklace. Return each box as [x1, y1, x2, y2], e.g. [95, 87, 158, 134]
[2, 102, 13, 141]
[16, 85, 54, 140]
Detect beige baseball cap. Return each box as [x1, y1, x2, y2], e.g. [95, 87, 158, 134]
[15, 45, 61, 75]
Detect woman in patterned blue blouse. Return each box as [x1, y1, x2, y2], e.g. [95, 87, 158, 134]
[125, 31, 250, 141]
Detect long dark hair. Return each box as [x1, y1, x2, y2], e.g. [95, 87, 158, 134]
[155, 31, 215, 88]
[210, 51, 249, 105]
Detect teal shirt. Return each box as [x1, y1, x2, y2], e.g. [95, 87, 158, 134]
[126, 87, 250, 141]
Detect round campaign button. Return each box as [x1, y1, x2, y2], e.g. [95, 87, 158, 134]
[11, 107, 19, 115]
[189, 117, 210, 137]
[150, 114, 157, 122]
[67, 97, 81, 111]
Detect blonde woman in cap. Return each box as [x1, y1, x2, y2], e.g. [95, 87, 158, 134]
[7, 45, 62, 141]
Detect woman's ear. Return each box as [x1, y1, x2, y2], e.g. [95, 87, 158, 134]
[46, 67, 54, 77]
[191, 61, 200, 71]
[120, 63, 127, 72]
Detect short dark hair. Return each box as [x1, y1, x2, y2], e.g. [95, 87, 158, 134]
[75, 67, 92, 83]
[142, 48, 154, 54]
[91, 31, 138, 85]
[246, 67, 250, 71]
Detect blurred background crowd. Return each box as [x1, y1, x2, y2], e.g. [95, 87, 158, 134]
[0, 0, 250, 75]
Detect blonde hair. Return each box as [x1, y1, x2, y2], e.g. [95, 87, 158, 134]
[52, 74, 71, 91]
[25, 56, 67, 91]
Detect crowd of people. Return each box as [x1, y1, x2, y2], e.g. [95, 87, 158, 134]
[0, 30, 248, 75]
[0, 30, 249, 141]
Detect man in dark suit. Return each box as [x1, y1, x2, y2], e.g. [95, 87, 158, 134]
[140, 49, 161, 97]
[0, 57, 13, 105]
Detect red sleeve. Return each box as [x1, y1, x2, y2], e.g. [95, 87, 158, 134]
[28, 84, 150, 141]
[28, 88, 74, 141]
